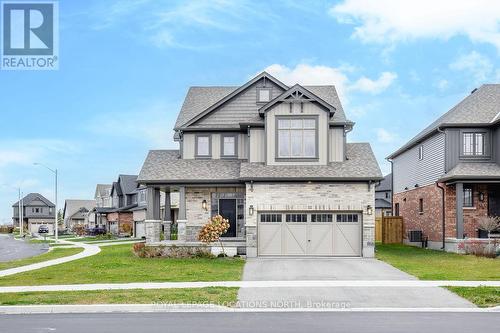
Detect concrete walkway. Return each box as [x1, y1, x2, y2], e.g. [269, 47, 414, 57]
[0, 239, 100, 277]
[0, 280, 499, 293]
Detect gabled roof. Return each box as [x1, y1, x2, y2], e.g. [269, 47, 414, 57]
[176, 72, 289, 129]
[94, 184, 112, 198]
[388, 84, 500, 159]
[376, 173, 392, 192]
[12, 193, 54, 207]
[375, 198, 392, 209]
[111, 175, 138, 196]
[258, 84, 336, 116]
[63, 199, 95, 219]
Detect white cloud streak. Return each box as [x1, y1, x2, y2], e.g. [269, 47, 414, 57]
[330, 0, 500, 51]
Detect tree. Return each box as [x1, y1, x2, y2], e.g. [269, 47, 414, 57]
[57, 209, 64, 226]
[478, 216, 500, 237]
[197, 215, 230, 256]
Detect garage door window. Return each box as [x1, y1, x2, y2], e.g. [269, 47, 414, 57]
[311, 213, 333, 222]
[285, 213, 307, 222]
[260, 213, 282, 223]
[336, 214, 359, 223]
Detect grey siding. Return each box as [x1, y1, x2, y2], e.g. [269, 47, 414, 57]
[495, 127, 500, 164]
[194, 80, 285, 127]
[393, 132, 445, 193]
[446, 128, 494, 171]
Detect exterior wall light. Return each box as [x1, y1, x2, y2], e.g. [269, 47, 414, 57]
[366, 205, 373, 215]
[202, 199, 208, 211]
[479, 192, 485, 201]
[249, 205, 254, 216]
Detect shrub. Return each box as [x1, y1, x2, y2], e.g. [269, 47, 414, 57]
[464, 239, 499, 258]
[73, 224, 86, 236]
[131, 243, 215, 259]
[478, 216, 500, 236]
[120, 222, 132, 236]
[198, 215, 230, 255]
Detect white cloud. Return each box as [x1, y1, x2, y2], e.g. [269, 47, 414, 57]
[0, 139, 77, 168]
[330, 0, 500, 51]
[436, 79, 449, 91]
[262, 64, 397, 104]
[349, 72, 397, 94]
[376, 128, 398, 143]
[87, 101, 176, 147]
[450, 51, 494, 84]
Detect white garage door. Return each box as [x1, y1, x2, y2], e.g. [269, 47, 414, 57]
[135, 221, 145, 238]
[258, 212, 361, 256]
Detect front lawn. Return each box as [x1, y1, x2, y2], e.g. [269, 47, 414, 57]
[446, 287, 500, 308]
[376, 243, 500, 280]
[0, 287, 238, 306]
[0, 244, 245, 286]
[0, 248, 83, 271]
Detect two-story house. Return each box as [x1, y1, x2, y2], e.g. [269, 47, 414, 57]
[12, 193, 55, 235]
[63, 199, 95, 230]
[388, 85, 500, 251]
[91, 184, 112, 229]
[106, 175, 139, 235]
[375, 174, 392, 217]
[137, 72, 382, 257]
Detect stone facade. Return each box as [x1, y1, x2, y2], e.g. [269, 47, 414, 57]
[185, 186, 245, 241]
[394, 183, 490, 243]
[245, 182, 375, 257]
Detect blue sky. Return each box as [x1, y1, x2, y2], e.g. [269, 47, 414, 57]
[1, 0, 500, 223]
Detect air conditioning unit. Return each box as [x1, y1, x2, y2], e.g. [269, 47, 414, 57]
[408, 230, 423, 242]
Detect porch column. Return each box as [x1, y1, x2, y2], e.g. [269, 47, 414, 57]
[177, 186, 187, 242]
[162, 191, 172, 241]
[455, 182, 464, 239]
[145, 186, 161, 243]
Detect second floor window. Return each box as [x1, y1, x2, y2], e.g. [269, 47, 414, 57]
[418, 145, 424, 160]
[277, 118, 317, 159]
[419, 198, 424, 214]
[196, 135, 210, 157]
[463, 132, 484, 156]
[222, 135, 237, 157]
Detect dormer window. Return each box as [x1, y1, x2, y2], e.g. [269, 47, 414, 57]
[257, 88, 271, 103]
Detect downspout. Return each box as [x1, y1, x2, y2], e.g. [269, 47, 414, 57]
[436, 126, 446, 250]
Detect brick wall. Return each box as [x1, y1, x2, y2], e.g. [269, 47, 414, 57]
[394, 183, 489, 242]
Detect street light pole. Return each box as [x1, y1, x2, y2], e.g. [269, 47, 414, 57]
[34, 163, 58, 243]
[19, 188, 23, 237]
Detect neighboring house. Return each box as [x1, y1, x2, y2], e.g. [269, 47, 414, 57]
[375, 173, 392, 217]
[106, 175, 138, 236]
[92, 184, 113, 229]
[12, 193, 55, 235]
[63, 199, 95, 230]
[388, 85, 500, 251]
[137, 72, 382, 257]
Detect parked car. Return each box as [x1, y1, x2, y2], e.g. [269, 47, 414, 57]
[38, 225, 49, 234]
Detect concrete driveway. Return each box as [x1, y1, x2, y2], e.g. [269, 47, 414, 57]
[238, 258, 475, 308]
[0, 234, 48, 262]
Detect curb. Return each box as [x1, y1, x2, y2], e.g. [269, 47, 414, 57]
[0, 304, 499, 314]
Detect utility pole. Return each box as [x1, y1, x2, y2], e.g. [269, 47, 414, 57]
[34, 163, 58, 243]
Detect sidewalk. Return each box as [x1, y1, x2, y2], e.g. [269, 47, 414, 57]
[1, 280, 499, 293]
[0, 239, 100, 277]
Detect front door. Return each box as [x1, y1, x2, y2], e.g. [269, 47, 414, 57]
[219, 199, 237, 237]
[488, 185, 500, 217]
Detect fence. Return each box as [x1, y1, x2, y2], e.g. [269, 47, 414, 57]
[375, 217, 382, 242]
[379, 216, 404, 244]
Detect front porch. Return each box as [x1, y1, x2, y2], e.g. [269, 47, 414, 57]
[446, 182, 500, 240]
[143, 185, 247, 254]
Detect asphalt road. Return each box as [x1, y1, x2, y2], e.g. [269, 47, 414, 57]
[0, 234, 47, 262]
[0, 312, 499, 333]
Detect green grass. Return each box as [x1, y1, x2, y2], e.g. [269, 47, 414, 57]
[0, 244, 245, 286]
[446, 287, 500, 308]
[376, 243, 500, 280]
[0, 248, 83, 271]
[0, 287, 238, 306]
[29, 239, 55, 244]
